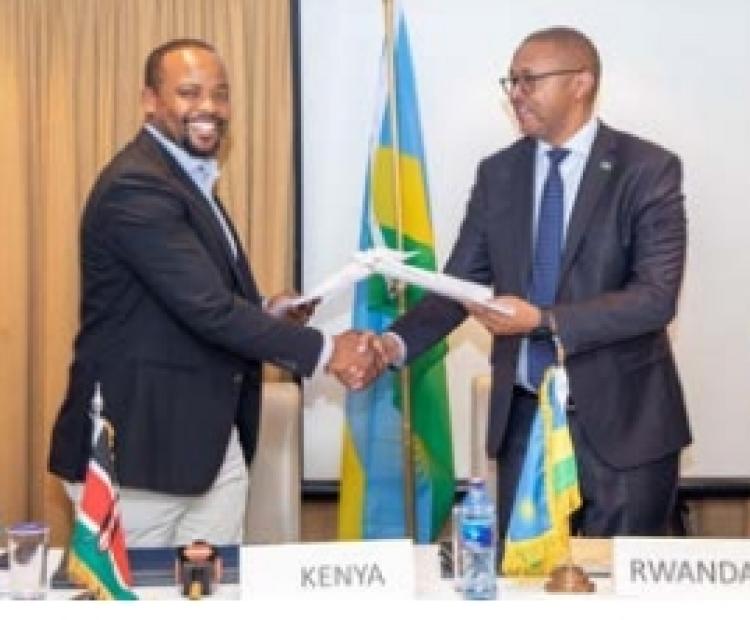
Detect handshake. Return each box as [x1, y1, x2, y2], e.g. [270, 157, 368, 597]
[324, 330, 403, 390]
[267, 289, 541, 391]
[265, 291, 404, 391]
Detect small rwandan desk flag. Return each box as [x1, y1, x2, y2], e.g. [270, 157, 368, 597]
[338, 4, 454, 543]
[67, 383, 137, 599]
[501, 365, 582, 576]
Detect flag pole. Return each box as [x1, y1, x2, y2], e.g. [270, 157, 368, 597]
[382, 0, 415, 540]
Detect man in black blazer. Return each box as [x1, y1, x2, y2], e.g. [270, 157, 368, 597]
[49, 39, 377, 547]
[376, 27, 690, 544]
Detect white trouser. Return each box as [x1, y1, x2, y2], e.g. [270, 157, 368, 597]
[65, 428, 249, 548]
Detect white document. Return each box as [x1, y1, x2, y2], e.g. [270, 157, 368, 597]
[290, 248, 414, 307]
[367, 255, 513, 316]
[290, 248, 514, 316]
[292, 261, 373, 307]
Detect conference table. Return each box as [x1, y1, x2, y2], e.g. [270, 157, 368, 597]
[415, 541, 613, 599]
[0, 538, 614, 600]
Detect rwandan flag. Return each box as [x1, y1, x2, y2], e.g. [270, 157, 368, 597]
[338, 7, 454, 543]
[501, 366, 582, 576]
[67, 384, 137, 600]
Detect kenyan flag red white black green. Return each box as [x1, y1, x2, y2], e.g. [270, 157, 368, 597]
[67, 383, 137, 600]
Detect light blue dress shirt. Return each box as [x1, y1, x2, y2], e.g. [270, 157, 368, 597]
[145, 124, 238, 259]
[145, 124, 334, 373]
[515, 117, 599, 390]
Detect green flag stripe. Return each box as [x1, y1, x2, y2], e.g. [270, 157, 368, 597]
[379, 227, 438, 267]
[553, 457, 578, 493]
[412, 355, 453, 535]
[365, 234, 438, 302]
[69, 521, 136, 599]
[374, 221, 454, 538]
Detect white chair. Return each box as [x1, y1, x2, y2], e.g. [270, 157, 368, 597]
[471, 374, 497, 503]
[244, 381, 301, 544]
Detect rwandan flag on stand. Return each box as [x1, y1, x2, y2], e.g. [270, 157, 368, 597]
[67, 383, 137, 599]
[501, 365, 582, 576]
[338, 6, 454, 544]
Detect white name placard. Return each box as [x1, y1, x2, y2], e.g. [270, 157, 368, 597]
[240, 539, 415, 599]
[614, 537, 750, 596]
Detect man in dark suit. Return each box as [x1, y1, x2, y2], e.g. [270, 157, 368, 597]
[49, 39, 378, 547]
[375, 27, 690, 545]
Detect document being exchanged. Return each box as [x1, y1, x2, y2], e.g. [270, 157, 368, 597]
[290, 248, 514, 316]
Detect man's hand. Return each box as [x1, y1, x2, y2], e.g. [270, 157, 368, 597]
[465, 296, 541, 336]
[370, 333, 404, 368]
[265, 291, 320, 326]
[326, 330, 385, 390]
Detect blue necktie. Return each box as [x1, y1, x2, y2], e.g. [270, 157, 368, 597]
[528, 148, 569, 388]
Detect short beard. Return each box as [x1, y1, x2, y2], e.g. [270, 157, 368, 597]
[180, 135, 222, 159]
[148, 117, 225, 158]
[180, 117, 226, 158]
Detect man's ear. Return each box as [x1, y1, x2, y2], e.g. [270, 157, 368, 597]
[573, 71, 596, 102]
[576, 71, 594, 99]
[142, 87, 158, 115]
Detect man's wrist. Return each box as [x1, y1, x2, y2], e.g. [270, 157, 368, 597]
[316, 334, 334, 375]
[383, 332, 406, 368]
[529, 308, 556, 339]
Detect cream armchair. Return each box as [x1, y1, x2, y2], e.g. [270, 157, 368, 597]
[244, 381, 301, 544]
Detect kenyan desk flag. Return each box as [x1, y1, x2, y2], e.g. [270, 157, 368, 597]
[67, 383, 137, 599]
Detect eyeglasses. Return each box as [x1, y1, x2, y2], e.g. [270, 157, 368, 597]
[499, 68, 586, 95]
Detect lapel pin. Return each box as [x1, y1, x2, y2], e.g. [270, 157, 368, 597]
[599, 160, 613, 172]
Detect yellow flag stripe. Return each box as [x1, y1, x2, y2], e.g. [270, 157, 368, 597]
[338, 424, 365, 540]
[549, 427, 574, 462]
[503, 369, 581, 576]
[372, 147, 434, 248]
[501, 527, 574, 577]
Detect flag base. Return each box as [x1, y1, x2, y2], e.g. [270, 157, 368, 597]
[544, 563, 596, 593]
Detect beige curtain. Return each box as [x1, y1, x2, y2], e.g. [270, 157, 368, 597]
[0, 0, 295, 545]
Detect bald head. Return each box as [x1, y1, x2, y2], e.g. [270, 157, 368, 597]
[521, 27, 600, 100]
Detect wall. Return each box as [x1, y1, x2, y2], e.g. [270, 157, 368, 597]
[300, 0, 750, 482]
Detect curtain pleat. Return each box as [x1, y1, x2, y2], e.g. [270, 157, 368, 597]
[0, 0, 294, 545]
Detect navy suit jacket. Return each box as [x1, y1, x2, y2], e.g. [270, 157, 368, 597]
[391, 122, 691, 468]
[49, 129, 323, 494]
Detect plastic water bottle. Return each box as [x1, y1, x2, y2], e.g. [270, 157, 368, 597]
[459, 477, 497, 600]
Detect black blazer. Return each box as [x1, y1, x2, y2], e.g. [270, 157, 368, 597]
[49, 129, 323, 494]
[391, 122, 691, 469]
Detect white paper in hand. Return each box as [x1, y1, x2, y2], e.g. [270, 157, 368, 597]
[282, 247, 513, 317]
[293, 261, 373, 307]
[284, 248, 415, 309]
[357, 252, 515, 316]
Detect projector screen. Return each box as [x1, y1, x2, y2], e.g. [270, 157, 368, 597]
[298, 0, 750, 483]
